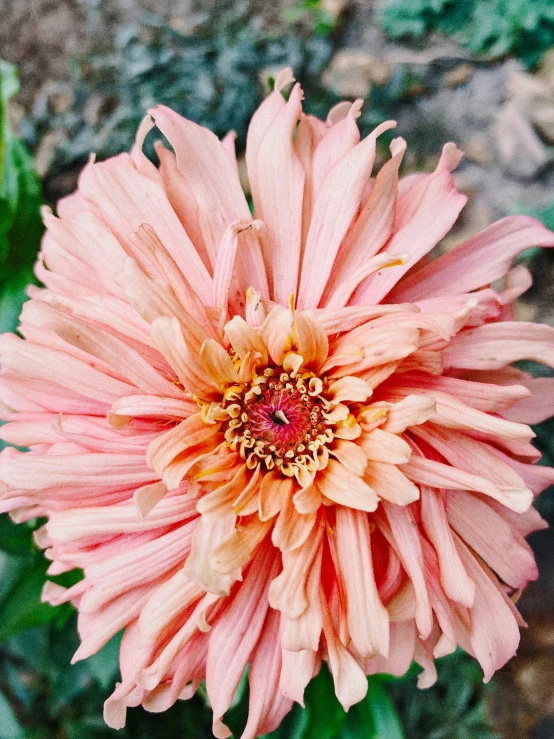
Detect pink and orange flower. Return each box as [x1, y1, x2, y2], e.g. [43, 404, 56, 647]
[1, 68, 554, 737]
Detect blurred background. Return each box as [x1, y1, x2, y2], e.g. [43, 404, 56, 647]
[1, 0, 554, 737]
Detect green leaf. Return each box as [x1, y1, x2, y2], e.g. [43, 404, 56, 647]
[0, 60, 43, 334]
[380, 0, 554, 69]
[342, 677, 406, 739]
[364, 677, 406, 738]
[0, 689, 24, 738]
[263, 665, 347, 739]
[0, 269, 33, 334]
[0, 560, 61, 643]
[295, 665, 346, 739]
[0, 514, 36, 554]
[86, 632, 123, 689]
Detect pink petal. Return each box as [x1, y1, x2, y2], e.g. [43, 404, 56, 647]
[254, 83, 305, 303]
[335, 506, 389, 658]
[298, 120, 396, 309]
[448, 490, 537, 589]
[321, 596, 368, 711]
[352, 167, 467, 305]
[443, 322, 554, 370]
[269, 515, 324, 619]
[455, 539, 520, 682]
[365, 462, 420, 505]
[377, 503, 433, 639]
[246, 68, 295, 214]
[317, 460, 379, 512]
[310, 100, 362, 197]
[206, 544, 279, 734]
[148, 106, 250, 262]
[391, 216, 554, 302]
[420, 487, 475, 607]
[327, 137, 406, 303]
[280, 648, 318, 706]
[501, 376, 554, 424]
[78, 154, 212, 304]
[242, 607, 293, 739]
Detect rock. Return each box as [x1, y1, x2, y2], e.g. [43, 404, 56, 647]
[83, 94, 105, 127]
[506, 69, 554, 144]
[514, 299, 537, 323]
[443, 63, 473, 87]
[322, 49, 394, 98]
[464, 134, 493, 165]
[323, 49, 373, 98]
[538, 47, 554, 84]
[34, 130, 65, 177]
[534, 107, 554, 143]
[366, 57, 395, 86]
[6, 100, 25, 130]
[494, 101, 549, 179]
[513, 654, 554, 714]
[320, 0, 350, 20]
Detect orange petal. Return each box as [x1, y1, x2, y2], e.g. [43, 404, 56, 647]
[293, 311, 329, 371]
[211, 515, 272, 575]
[199, 339, 240, 389]
[272, 493, 317, 552]
[317, 460, 378, 512]
[359, 427, 412, 464]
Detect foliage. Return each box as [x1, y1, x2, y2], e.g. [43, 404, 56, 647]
[24, 2, 338, 182]
[282, 0, 341, 38]
[0, 61, 43, 334]
[389, 653, 499, 739]
[380, 0, 554, 69]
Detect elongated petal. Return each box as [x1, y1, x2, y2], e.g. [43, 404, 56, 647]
[365, 462, 420, 505]
[392, 216, 554, 302]
[420, 487, 475, 607]
[443, 322, 554, 370]
[448, 491, 537, 589]
[298, 121, 396, 309]
[455, 539, 520, 682]
[326, 137, 406, 301]
[293, 311, 329, 371]
[379, 503, 433, 639]
[359, 428, 412, 464]
[78, 154, 212, 303]
[335, 506, 389, 658]
[352, 166, 467, 305]
[207, 545, 279, 736]
[255, 84, 305, 303]
[243, 608, 293, 739]
[401, 455, 533, 513]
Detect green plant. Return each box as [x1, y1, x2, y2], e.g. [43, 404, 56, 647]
[389, 652, 499, 739]
[0, 60, 43, 334]
[381, 0, 554, 68]
[24, 4, 338, 186]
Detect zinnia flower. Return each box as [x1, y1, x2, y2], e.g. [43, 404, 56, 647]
[2, 68, 554, 737]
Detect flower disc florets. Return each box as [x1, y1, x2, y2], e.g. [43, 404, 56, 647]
[196, 309, 366, 485]
[223, 368, 331, 476]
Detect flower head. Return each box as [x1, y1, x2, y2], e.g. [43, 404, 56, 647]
[2, 68, 554, 737]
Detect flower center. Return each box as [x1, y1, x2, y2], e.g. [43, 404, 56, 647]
[223, 368, 333, 477]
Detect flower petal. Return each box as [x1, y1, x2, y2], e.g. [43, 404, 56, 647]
[317, 459, 379, 512]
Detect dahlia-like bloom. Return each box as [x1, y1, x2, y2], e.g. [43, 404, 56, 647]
[2, 68, 554, 736]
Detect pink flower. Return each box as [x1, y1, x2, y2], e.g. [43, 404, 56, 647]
[1, 68, 554, 736]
